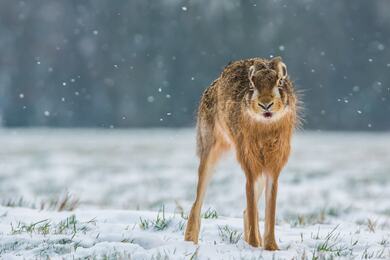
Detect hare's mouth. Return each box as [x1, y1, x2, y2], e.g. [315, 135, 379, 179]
[263, 112, 273, 118]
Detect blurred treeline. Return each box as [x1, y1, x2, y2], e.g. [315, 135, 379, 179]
[0, 0, 389, 130]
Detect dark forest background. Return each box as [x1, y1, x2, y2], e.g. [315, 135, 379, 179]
[0, 0, 389, 130]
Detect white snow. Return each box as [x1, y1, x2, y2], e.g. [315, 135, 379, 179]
[0, 129, 389, 259]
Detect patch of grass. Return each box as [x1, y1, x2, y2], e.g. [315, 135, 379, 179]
[121, 238, 135, 243]
[379, 238, 389, 246]
[56, 214, 96, 238]
[152, 206, 171, 231]
[218, 225, 242, 244]
[49, 192, 79, 211]
[180, 211, 188, 220]
[138, 205, 172, 231]
[293, 211, 326, 227]
[150, 251, 171, 260]
[176, 220, 185, 232]
[366, 218, 377, 233]
[2, 192, 79, 212]
[95, 251, 133, 260]
[2, 197, 33, 208]
[289, 207, 352, 227]
[11, 219, 50, 235]
[311, 226, 321, 240]
[189, 247, 199, 260]
[356, 218, 379, 233]
[139, 217, 150, 230]
[10, 214, 96, 239]
[202, 208, 218, 219]
[362, 248, 386, 259]
[312, 225, 351, 258]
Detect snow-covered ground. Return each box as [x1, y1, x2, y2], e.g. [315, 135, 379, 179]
[0, 129, 390, 259]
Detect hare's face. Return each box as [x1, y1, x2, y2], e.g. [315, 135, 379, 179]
[246, 58, 291, 123]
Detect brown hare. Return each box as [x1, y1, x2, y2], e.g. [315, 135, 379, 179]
[184, 57, 298, 250]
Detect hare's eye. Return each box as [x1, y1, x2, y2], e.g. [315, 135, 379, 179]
[278, 79, 284, 86]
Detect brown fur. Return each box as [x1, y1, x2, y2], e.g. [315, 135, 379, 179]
[184, 57, 298, 250]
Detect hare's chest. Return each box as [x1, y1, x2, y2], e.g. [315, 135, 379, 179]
[257, 138, 278, 157]
[256, 137, 290, 168]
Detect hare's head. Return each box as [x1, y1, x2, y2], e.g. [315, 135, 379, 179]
[247, 57, 294, 122]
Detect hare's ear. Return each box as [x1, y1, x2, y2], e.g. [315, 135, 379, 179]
[271, 56, 287, 80]
[248, 65, 256, 87]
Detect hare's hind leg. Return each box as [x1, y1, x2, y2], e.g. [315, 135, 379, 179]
[185, 127, 227, 243]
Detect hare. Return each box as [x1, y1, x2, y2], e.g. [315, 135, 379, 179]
[184, 57, 298, 250]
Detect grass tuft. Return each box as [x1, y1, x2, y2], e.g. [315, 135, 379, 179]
[139, 217, 150, 230]
[366, 218, 377, 233]
[312, 225, 351, 258]
[202, 208, 218, 219]
[10, 214, 96, 239]
[218, 225, 242, 244]
[2, 192, 79, 212]
[362, 248, 386, 259]
[138, 205, 172, 231]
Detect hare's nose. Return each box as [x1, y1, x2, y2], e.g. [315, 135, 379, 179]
[259, 102, 274, 110]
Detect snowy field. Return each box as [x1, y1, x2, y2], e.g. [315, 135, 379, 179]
[0, 128, 390, 259]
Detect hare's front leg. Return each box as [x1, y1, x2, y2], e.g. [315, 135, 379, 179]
[263, 173, 280, 250]
[239, 156, 262, 247]
[243, 175, 262, 247]
[243, 176, 264, 245]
